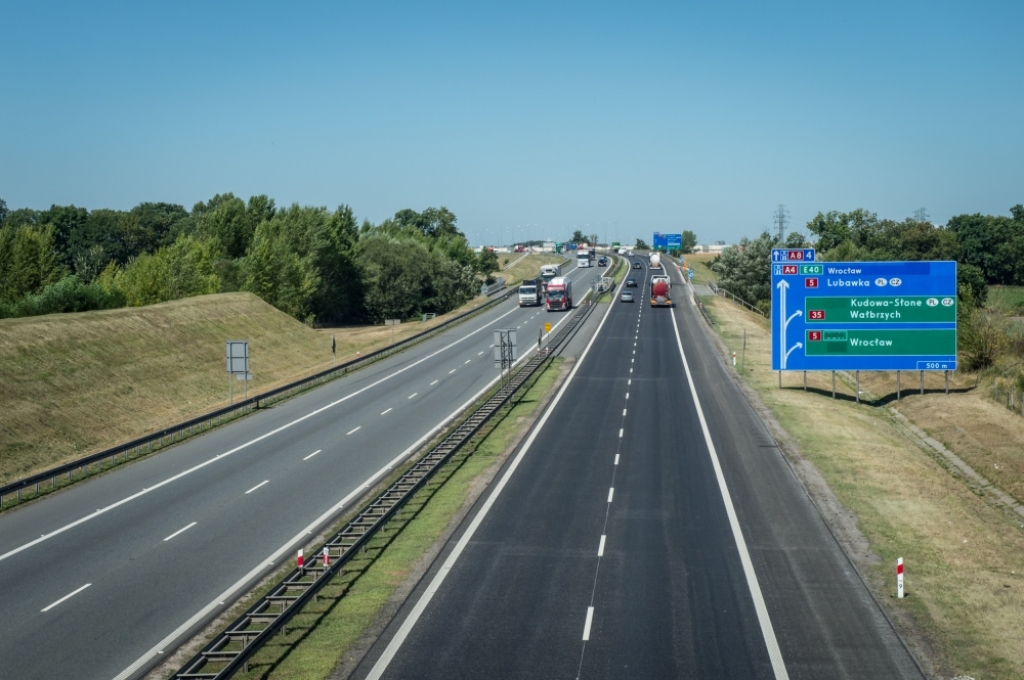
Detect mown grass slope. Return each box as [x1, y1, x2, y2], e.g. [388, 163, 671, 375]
[1, 292, 498, 485]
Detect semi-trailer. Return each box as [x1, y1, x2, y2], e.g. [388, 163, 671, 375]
[545, 277, 572, 311]
[650, 275, 672, 307]
[518, 279, 543, 306]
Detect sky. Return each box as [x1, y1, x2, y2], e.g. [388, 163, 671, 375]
[2, 0, 1022, 247]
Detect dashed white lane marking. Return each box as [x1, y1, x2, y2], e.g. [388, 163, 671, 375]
[629, 368, 633, 373]
[163, 522, 197, 542]
[607, 488, 615, 503]
[628, 379, 631, 385]
[449, 369, 457, 374]
[42, 583, 91, 612]
[245, 481, 268, 494]
[380, 408, 392, 415]
[478, 351, 484, 356]
[464, 360, 471, 364]
[598, 535, 606, 557]
[625, 392, 629, 399]
[582, 606, 595, 641]
[347, 426, 362, 435]
[619, 428, 624, 438]
[614, 454, 620, 465]
[622, 409, 627, 416]
[303, 449, 322, 460]
[408, 393, 418, 399]
[631, 358, 634, 363]
[430, 380, 438, 385]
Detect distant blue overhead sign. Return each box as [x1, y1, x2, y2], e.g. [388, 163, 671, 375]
[771, 260, 958, 372]
[653, 233, 682, 250]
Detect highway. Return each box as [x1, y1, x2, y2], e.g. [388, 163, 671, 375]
[356, 255, 924, 679]
[0, 258, 602, 680]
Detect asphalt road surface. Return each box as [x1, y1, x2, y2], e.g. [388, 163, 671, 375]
[356, 255, 924, 680]
[0, 258, 606, 680]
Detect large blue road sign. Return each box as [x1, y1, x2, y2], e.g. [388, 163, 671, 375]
[653, 233, 682, 250]
[771, 260, 958, 371]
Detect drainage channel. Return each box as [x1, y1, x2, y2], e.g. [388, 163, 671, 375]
[172, 302, 595, 680]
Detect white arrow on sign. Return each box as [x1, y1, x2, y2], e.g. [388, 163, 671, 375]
[777, 279, 805, 370]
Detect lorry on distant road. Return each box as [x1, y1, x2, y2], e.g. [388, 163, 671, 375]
[518, 279, 543, 307]
[545, 277, 572, 311]
[649, 252, 663, 271]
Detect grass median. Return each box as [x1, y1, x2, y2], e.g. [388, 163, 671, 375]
[703, 294, 1024, 679]
[195, 357, 568, 680]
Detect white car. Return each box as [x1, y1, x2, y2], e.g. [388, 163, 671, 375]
[620, 291, 635, 303]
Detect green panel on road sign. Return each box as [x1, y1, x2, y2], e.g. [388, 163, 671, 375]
[799, 264, 823, 275]
[806, 329, 956, 356]
[805, 296, 956, 323]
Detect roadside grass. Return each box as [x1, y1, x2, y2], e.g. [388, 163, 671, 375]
[493, 253, 566, 286]
[986, 285, 1024, 316]
[219, 358, 566, 680]
[0, 292, 500, 486]
[682, 252, 719, 286]
[596, 256, 625, 304]
[706, 295, 1024, 679]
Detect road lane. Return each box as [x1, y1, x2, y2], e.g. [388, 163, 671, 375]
[0, 259, 605, 680]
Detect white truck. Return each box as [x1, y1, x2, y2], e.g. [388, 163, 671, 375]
[518, 279, 543, 306]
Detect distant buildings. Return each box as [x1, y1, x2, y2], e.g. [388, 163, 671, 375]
[691, 241, 731, 253]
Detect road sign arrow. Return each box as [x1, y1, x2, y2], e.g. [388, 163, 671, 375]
[785, 342, 803, 362]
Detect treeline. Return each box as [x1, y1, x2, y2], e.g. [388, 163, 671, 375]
[0, 197, 497, 323]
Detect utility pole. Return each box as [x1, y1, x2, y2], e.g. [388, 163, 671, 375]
[773, 204, 790, 243]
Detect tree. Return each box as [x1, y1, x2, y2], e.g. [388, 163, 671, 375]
[571, 230, 585, 243]
[0, 224, 67, 302]
[784, 231, 808, 248]
[681, 230, 697, 254]
[634, 238, 649, 250]
[476, 248, 499, 276]
[0, 198, 7, 226]
[711, 231, 776, 312]
[106, 235, 220, 306]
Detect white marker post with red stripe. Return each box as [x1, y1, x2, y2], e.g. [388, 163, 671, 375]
[897, 557, 904, 598]
[297, 549, 304, 573]
[322, 547, 330, 568]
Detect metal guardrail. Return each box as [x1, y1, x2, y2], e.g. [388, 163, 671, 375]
[0, 288, 524, 509]
[172, 296, 597, 680]
[711, 285, 767, 318]
[693, 291, 716, 326]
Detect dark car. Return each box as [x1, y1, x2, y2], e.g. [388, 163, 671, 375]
[632, 262, 642, 269]
[620, 291, 635, 303]
[626, 278, 638, 287]
[598, 257, 608, 266]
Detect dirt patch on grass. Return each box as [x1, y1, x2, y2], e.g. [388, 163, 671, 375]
[705, 294, 1024, 679]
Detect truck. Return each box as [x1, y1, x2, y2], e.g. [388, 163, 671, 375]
[649, 252, 663, 271]
[650, 275, 672, 307]
[545, 277, 572, 311]
[539, 264, 562, 293]
[576, 249, 592, 267]
[518, 279, 543, 307]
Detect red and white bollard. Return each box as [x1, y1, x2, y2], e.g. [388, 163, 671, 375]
[897, 557, 904, 598]
[297, 549, 304, 572]
[322, 547, 330, 568]
[732, 352, 737, 366]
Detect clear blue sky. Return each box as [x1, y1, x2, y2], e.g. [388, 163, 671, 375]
[2, 0, 1022, 247]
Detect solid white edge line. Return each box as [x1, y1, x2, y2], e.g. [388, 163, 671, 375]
[111, 279, 592, 680]
[364, 269, 624, 680]
[670, 307, 790, 679]
[598, 535, 606, 557]
[0, 303, 527, 567]
[303, 450, 322, 460]
[42, 583, 91, 612]
[163, 522, 197, 542]
[582, 606, 595, 641]
[607, 487, 615, 503]
[244, 481, 268, 494]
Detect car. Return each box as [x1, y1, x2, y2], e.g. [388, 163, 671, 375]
[620, 291, 635, 302]
[598, 257, 608, 266]
[632, 262, 642, 269]
[626, 278, 638, 287]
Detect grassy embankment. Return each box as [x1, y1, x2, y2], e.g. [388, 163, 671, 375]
[152, 357, 567, 680]
[0, 291, 497, 486]
[703, 293, 1024, 679]
[494, 253, 567, 286]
